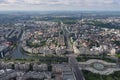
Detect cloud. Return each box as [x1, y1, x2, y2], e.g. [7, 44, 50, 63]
[24, 0, 41, 4]
[0, 0, 120, 11]
[6, 0, 16, 3]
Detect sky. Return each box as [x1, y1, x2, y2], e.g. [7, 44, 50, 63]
[0, 0, 120, 11]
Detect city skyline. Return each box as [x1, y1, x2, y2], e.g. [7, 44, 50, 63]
[0, 0, 120, 11]
[0, 2, 120, 80]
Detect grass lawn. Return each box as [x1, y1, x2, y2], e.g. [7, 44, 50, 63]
[76, 56, 116, 63]
[1, 55, 68, 64]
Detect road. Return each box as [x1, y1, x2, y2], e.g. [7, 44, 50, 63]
[62, 25, 73, 52]
[62, 23, 85, 80]
[69, 56, 85, 80]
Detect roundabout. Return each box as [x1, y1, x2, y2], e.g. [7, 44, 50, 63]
[93, 62, 105, 71]
[79, 59, 120, 75]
